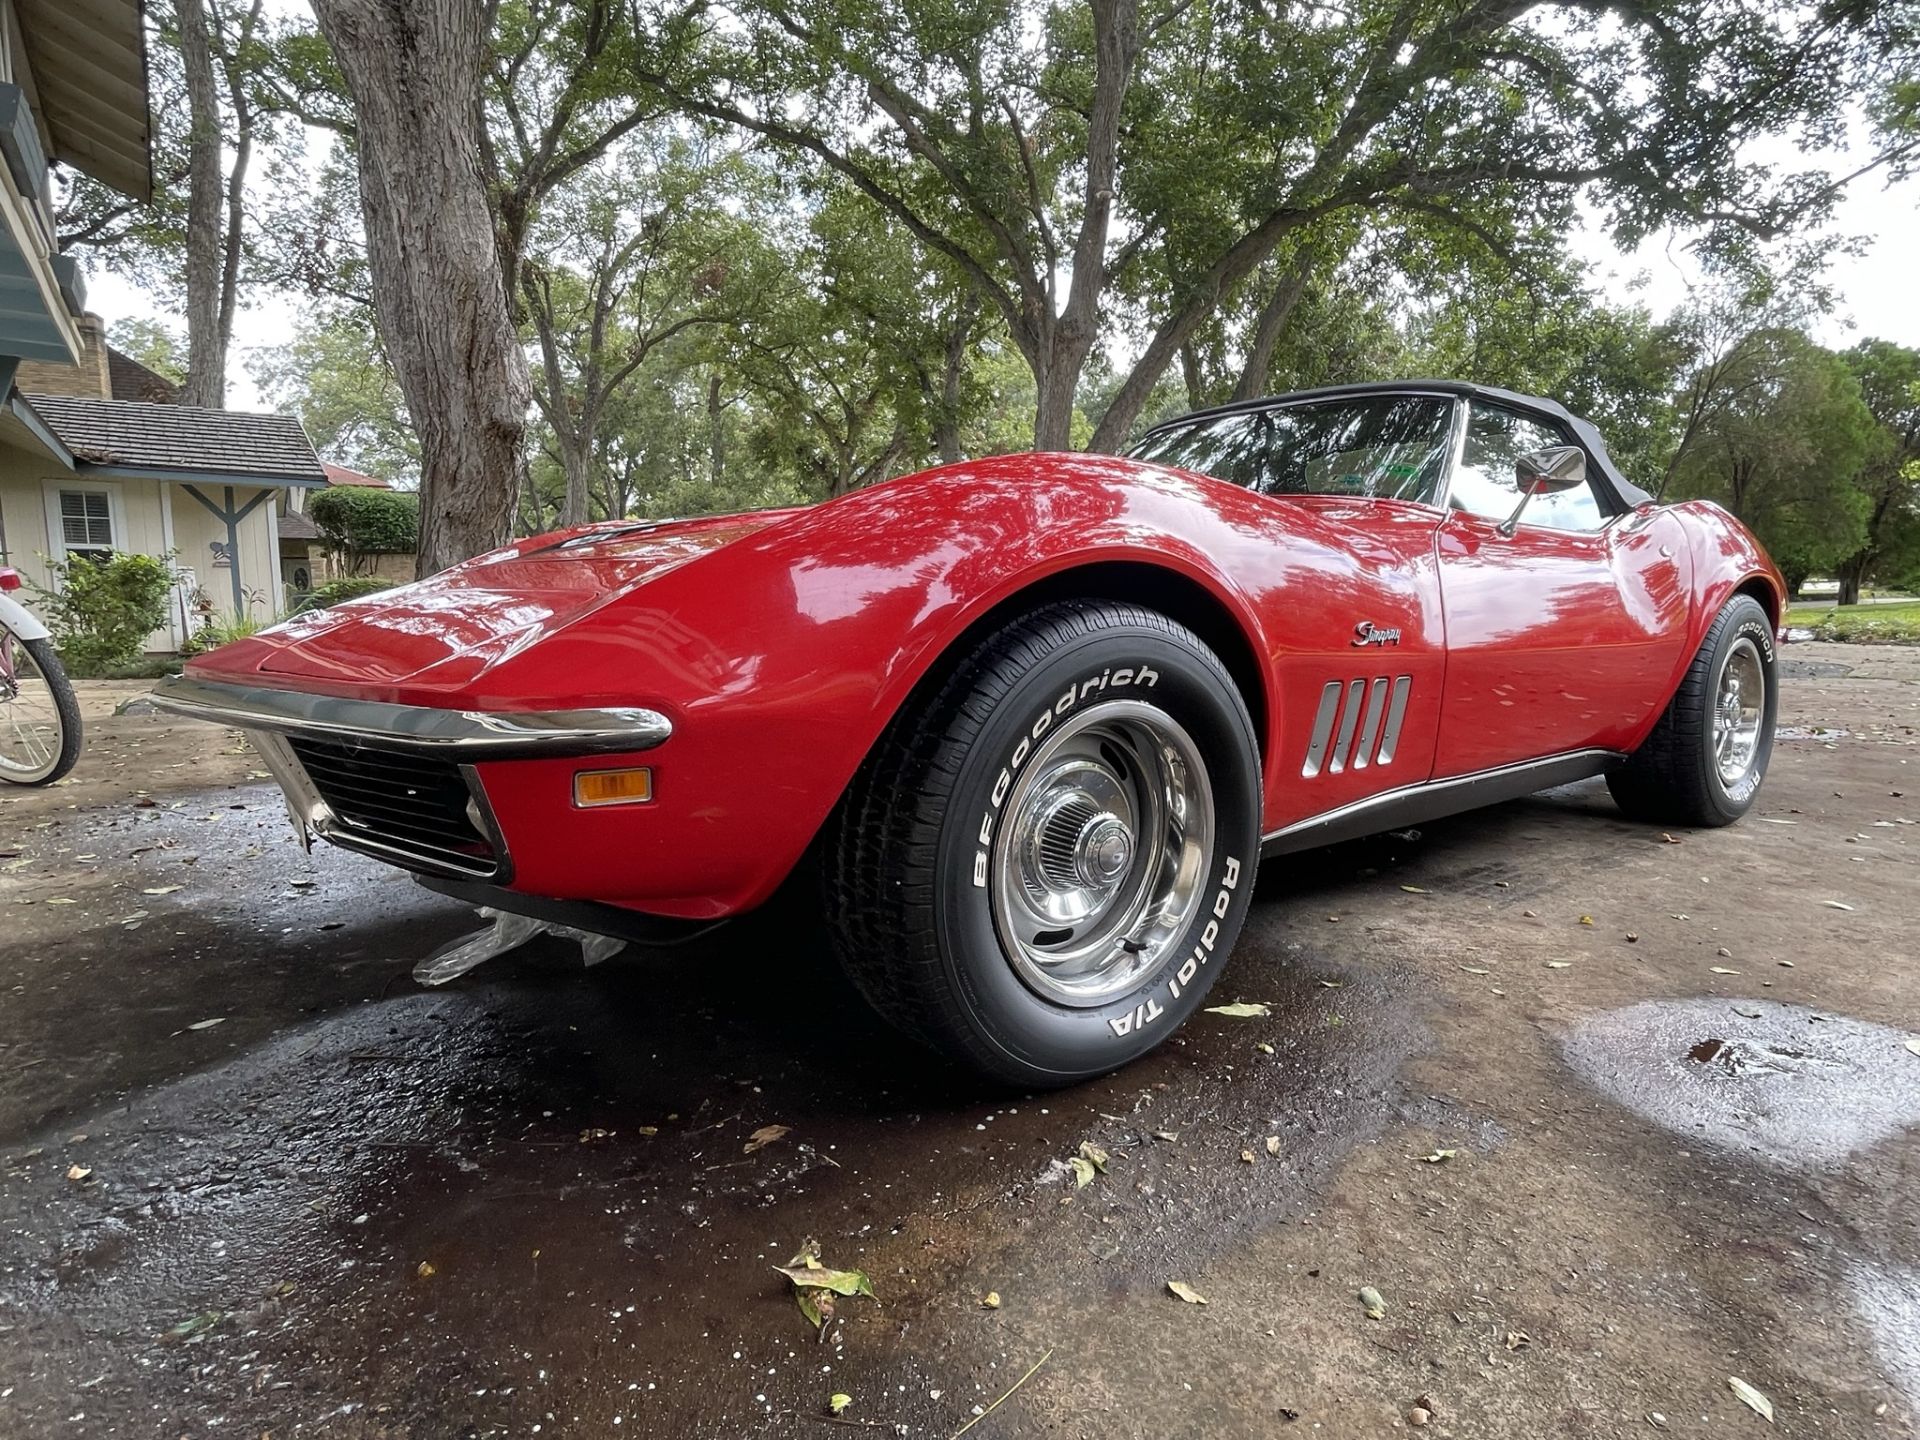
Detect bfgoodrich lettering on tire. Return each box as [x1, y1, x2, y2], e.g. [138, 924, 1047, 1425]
[823, 600, 1262, 1086]
[1608, 593, 1777, 828]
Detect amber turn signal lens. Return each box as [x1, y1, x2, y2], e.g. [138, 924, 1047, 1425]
[573, 767, 653, 807]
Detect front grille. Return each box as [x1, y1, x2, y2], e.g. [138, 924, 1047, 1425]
[286, 736, 500, 878]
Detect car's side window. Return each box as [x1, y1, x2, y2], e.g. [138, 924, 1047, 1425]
[1449, 403, 1607, 532]
[1130, 395, 1453, 504]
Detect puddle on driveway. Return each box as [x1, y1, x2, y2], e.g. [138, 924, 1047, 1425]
[1561, 999, 1920, 1169]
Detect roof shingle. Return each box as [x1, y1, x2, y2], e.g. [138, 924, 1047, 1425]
[19, 393, 325, 484]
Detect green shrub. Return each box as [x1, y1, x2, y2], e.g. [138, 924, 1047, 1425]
[294, 575, 399, 613]
[307, 488, 419, 573]
[180, 613, 273, 656]
[31, 552, 174, 674]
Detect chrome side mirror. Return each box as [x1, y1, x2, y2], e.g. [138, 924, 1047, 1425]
[1498, 445, 1587, 536]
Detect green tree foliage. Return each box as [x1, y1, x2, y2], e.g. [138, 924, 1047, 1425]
[1834, 344, 1920, 601]
[307, 488, 422, 574]
[249, 313, 418, 483]
[106, 317, 188, 384]
[1667, 329, 1879, 590]
[31, 554, 175, 674]
[638, 0, 1899, 453]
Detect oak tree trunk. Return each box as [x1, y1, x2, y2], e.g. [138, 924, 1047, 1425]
[311, 0, 531, 576]
[1835, 556, 1867, 607]
[176, 0, 227, 408]
[1232, 254, 1314, 403]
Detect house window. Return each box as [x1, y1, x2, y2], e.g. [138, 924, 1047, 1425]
[58, 490, 116, 558]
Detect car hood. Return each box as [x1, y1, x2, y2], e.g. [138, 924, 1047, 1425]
[219, 510, 802, 693]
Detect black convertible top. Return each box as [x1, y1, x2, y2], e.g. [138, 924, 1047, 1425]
[1135, 379, 1654, 515]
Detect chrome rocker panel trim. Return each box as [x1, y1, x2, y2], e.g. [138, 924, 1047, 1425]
[150, 674, 673, 758]
[1262, 748, 1623, 856]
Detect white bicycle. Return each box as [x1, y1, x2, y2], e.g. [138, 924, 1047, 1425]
[0, 566, 81, 786]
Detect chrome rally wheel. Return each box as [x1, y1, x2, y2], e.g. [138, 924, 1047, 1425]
[991, 702, 1213, 1007]
[1712, 635, 1766, 790]
[824, 600, 1262, 1087]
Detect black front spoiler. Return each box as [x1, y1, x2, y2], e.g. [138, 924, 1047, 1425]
[414, 874, 727, 947]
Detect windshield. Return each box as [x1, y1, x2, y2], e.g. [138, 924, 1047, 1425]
[1130, 395, 1454, 504]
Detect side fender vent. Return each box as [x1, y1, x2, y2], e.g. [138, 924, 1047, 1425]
[1303, 675, 1411, 778]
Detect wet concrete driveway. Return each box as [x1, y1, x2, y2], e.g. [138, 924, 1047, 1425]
[1, 647, 1916, 1437]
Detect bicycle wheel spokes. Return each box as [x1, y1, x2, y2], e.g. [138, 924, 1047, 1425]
[0, 630, 63, 781]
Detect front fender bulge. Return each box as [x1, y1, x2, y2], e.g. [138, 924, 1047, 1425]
[468, 458, 1281, 917]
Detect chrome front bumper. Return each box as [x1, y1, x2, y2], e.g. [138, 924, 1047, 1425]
[149, 675, 673, 758]
[150, 676, 673, 883]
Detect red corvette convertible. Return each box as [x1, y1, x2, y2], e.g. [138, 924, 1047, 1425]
[154, 382, 1782, 1084]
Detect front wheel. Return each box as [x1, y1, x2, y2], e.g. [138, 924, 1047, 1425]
[823, 600, 1262, 1087]
[0, 629, 82, 786]
[1607, 593, 1776, 827]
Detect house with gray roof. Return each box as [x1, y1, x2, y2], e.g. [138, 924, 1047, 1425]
[0, 1, 328, 649]
[0, 313, 328, 648]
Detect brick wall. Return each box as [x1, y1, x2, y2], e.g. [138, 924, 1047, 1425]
[15, 312, 111, 398]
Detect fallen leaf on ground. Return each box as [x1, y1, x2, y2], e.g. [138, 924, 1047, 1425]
[1400, 885, 1430, 893]
[829, 1394, 852, 1415]
[1545, 961, 1573, 969]
[1256, 1041, 1275, 1054]
[743, 1124, 790, 1154]
[1068, 1156, 1097, 1188]
[1459, 965, 1490, 975]
[1265, 1136, 1282, 1157]
[1077, 1140, 1109, 1172]
[162, 1311, 223, 1344]
[1358, 1285, 1386, 1319]
[1505, 1329, 1531, 1351]
[66, 1164, 91, 1183]
[1416, 1149, 1457, 1164]
[1821, 900, 1854, 911]
[1727, 1376, 1773, 1422]
[1166, 1281, 1208, 1305]
[1205, 1001, 1270, 1018]
[1710, 966, 1741, 975]
[186, 1018, 225, 1031]
[579, 1128, 614, 1144]
[1239, 1148, 1256, 1163]
[45, 897, 75, 905]
[1316, 979, 1343, 989]
[776, 1242, 877, 1331]
[416, 1261, 436, 1278]
[1152, 1130, 1179, 1142]
[1660, 833, 1683, 844]
[1578, 915, 1594, 926]
[142, 885, 184, 896]
[981, 1291, 1001, 1309]
[1903, 1039, 1920, 1058]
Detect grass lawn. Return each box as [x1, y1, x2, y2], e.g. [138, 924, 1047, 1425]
[1785, 599, 1920, 643]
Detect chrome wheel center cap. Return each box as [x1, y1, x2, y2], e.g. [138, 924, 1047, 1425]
[1077, 815, 1133, 887]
